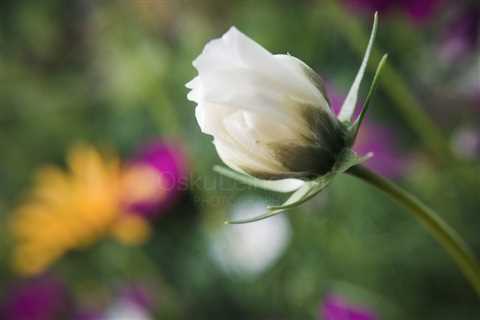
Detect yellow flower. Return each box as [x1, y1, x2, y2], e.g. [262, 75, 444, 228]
[10, 145, 151, 276]
[111, 214, 151, 246]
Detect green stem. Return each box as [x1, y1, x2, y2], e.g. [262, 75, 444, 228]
[347, 164, 480, 297]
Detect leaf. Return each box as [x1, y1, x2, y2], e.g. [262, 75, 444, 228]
[213, 165, 304, 193]
[338, 12, 378, 123]
[350, 54, 388, 140]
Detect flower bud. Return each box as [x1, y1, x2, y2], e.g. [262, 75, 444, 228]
[186, 27, 348, 180]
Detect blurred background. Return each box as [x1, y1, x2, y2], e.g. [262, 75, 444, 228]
[0, 0, 479, 319]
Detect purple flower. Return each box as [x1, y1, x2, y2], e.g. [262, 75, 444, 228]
[0, 275, 71, 320]
[123, 140, 187, 219]
[320, 294, 378, 320]
[401, 0, 441, 23]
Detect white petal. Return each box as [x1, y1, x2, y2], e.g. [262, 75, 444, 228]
[214, 166, 304, 193]
[220, 28, 323, 104]
[224, 110, 300, 146]
[274, 54, 331, 111]
[185, 77, 198, 89]
[195, 103, 233, 136]
[196, 68, 314, 136]
[199, 68, 281, 103]
[186, 77, 202, 103]
[194, 105, 206, 131]
[222, 110, 286, 170]
[192, 27, 328, 110]
[192, 28, 244, 73]
[213, 138, 285, 176]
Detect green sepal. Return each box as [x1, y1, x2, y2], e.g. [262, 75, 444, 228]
[338, 12, 378, 123]
[213, 165, 304, 193]
[267, 150, 368, 212]
[224, 208, 289, 224]
[225, 150, 371, 224]
[349, 54, 388, 142]
[267, 174, 333, 212]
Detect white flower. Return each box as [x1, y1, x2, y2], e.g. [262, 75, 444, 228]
[186, 27, 348, 180]
[187, 15, 387, 223]
[208, 197, 291, 277]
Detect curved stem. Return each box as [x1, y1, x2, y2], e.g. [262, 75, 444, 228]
[347, 164, 480, 297]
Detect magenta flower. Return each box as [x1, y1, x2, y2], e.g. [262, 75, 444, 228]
[320, 294, 378, 320]
[400, 0, 441, 23]
[0, 276, 71, 320]
[123, 140, 188, 219]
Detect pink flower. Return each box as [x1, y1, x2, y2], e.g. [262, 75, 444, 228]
[123, 140, 188, 219]
[0, 275, 71, 320]
[320, 294, 378, 320]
